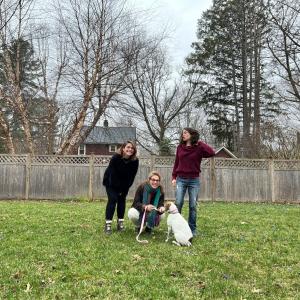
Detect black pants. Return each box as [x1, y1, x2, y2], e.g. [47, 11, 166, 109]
[105, 187, 127, 220]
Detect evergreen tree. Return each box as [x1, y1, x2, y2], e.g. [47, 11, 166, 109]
[0, 38, 54, 153]
[186, 0, 280, 157]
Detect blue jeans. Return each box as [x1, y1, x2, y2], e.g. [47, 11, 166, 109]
[175, 177, 200, 235]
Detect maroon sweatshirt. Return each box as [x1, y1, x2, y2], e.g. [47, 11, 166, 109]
[172, 141, 215, 180]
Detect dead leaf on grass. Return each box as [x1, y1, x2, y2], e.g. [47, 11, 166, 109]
[48, 277, 55, 284]
[25, 283, 31, 293]
[80, 224, 91, 228]
[252, 288, 263, 293]
[132, 254, 142, 261]
[197, 281, 206, 289]
[11, 271, 22, 280]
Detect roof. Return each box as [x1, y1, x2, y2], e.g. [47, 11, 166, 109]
[215, 146, 237, 158]
[83, 126, 136, 144]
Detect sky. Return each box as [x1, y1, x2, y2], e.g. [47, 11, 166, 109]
[128, 0, 213, 67]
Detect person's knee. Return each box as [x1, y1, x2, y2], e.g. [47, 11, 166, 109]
[128, 208, 140, 224]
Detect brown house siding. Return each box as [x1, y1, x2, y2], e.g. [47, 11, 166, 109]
[215, 150, 232, 158]
[86, 144, 119, 155]
[71, 144, 120, 155]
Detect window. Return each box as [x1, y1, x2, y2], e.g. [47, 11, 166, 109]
[109, 145, 117, 153]
[78, 144, 86, 155]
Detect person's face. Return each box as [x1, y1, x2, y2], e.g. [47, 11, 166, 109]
[123, 143, 135, 158]
[149, 175, 160, 189]
[182, 130, 191, 142]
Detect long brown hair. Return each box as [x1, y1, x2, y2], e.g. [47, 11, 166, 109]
[117, 140, 137, 160]
[179, 128, 199, 145]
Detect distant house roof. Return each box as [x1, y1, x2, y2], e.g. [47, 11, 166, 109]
[215, 146, 237, 158]
[83, 126, 136, 144]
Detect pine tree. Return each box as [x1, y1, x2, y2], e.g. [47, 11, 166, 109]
[186, 0, 280, 157]
[0, 38, 54, 153]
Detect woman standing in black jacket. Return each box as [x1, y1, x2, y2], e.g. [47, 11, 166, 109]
[103, 141, 139, 234]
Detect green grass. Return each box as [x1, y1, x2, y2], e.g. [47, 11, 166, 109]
[0, 201, 299, 300]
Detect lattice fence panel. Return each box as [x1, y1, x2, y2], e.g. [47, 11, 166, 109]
[94, 156, 111, 166]
[31, 155, 90, 165]
[214, 159, 268, 169]
[274, 160, 300, 170]
[201, 159, 211, 168]
[154, 156, 175, 166]
[0, 155, 27, 164]
[138, 157, 151, 166]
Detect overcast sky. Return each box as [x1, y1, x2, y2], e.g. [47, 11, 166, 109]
[129, 0, 213, 67]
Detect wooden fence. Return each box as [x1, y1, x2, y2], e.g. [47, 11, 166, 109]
[0, 154, 299, 203]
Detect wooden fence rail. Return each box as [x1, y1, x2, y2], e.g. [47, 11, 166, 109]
[0, 155, 299, 203]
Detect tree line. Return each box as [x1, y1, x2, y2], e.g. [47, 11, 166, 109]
[0, 0, 299, 158]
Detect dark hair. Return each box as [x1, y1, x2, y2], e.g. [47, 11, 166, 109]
[179, 128, 199, 145]
[117, 140, 137, 160]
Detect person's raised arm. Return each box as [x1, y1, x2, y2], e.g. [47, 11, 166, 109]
[198, 141, 215, 158]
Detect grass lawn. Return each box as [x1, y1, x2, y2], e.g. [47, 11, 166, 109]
[0, 200, 299, 300]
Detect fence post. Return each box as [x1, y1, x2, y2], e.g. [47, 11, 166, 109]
[89, 154, 95, 201]
[210, 157, 216, 202]
[268, 159, 275, 203]
[25, 154, 32, 200]
[150, 154, 155, 171]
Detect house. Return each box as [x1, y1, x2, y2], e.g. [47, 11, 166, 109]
[77, 122, 136, 155]
[215, 146, 237, 158]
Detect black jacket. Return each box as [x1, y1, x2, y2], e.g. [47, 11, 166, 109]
[132, 183, 165, 213]
[103, 154, 139, 193]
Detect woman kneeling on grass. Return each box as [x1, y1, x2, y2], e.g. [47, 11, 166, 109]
[128, 171, 165, 234]
[103, 140, 139, 235]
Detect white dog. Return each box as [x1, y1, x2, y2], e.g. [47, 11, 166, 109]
[165, 201, 193, 246]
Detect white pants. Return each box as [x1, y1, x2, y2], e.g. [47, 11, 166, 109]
[127, 207, 165, 226]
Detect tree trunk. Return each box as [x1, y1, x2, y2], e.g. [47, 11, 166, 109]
[0, 110, 15, 154]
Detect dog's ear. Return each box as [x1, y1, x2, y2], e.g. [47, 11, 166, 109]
[164, 201, 172, 211]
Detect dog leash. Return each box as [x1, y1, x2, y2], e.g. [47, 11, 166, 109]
[136, 207, 159, 244]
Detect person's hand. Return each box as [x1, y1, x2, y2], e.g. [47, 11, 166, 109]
[171, 179, 176, 187]
[146, 204, 155, 212]
[158, 207, 165, 214]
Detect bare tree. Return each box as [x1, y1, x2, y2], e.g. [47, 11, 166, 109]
[0, 106, 14, 153]
[267, 0, 300, 105]
[0, 0, 20, 31]
[33, 24, 68, 154]
[115, 45, 200, 155]
[260, 120, 300, 158]
[0, 0, 37, 154]
[54, 0, 145, 154]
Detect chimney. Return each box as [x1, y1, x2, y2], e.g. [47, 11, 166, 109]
[103, 119, 108, 127]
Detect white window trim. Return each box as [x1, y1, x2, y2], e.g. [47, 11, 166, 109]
[78, 144, 86, 155]
[109, 145, 117, 153]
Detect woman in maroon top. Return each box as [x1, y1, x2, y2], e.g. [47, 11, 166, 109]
[172, 128, 215, 236]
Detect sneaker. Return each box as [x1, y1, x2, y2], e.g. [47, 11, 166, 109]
[104, 222, 112, 235]
[117, 219, 125, 232]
